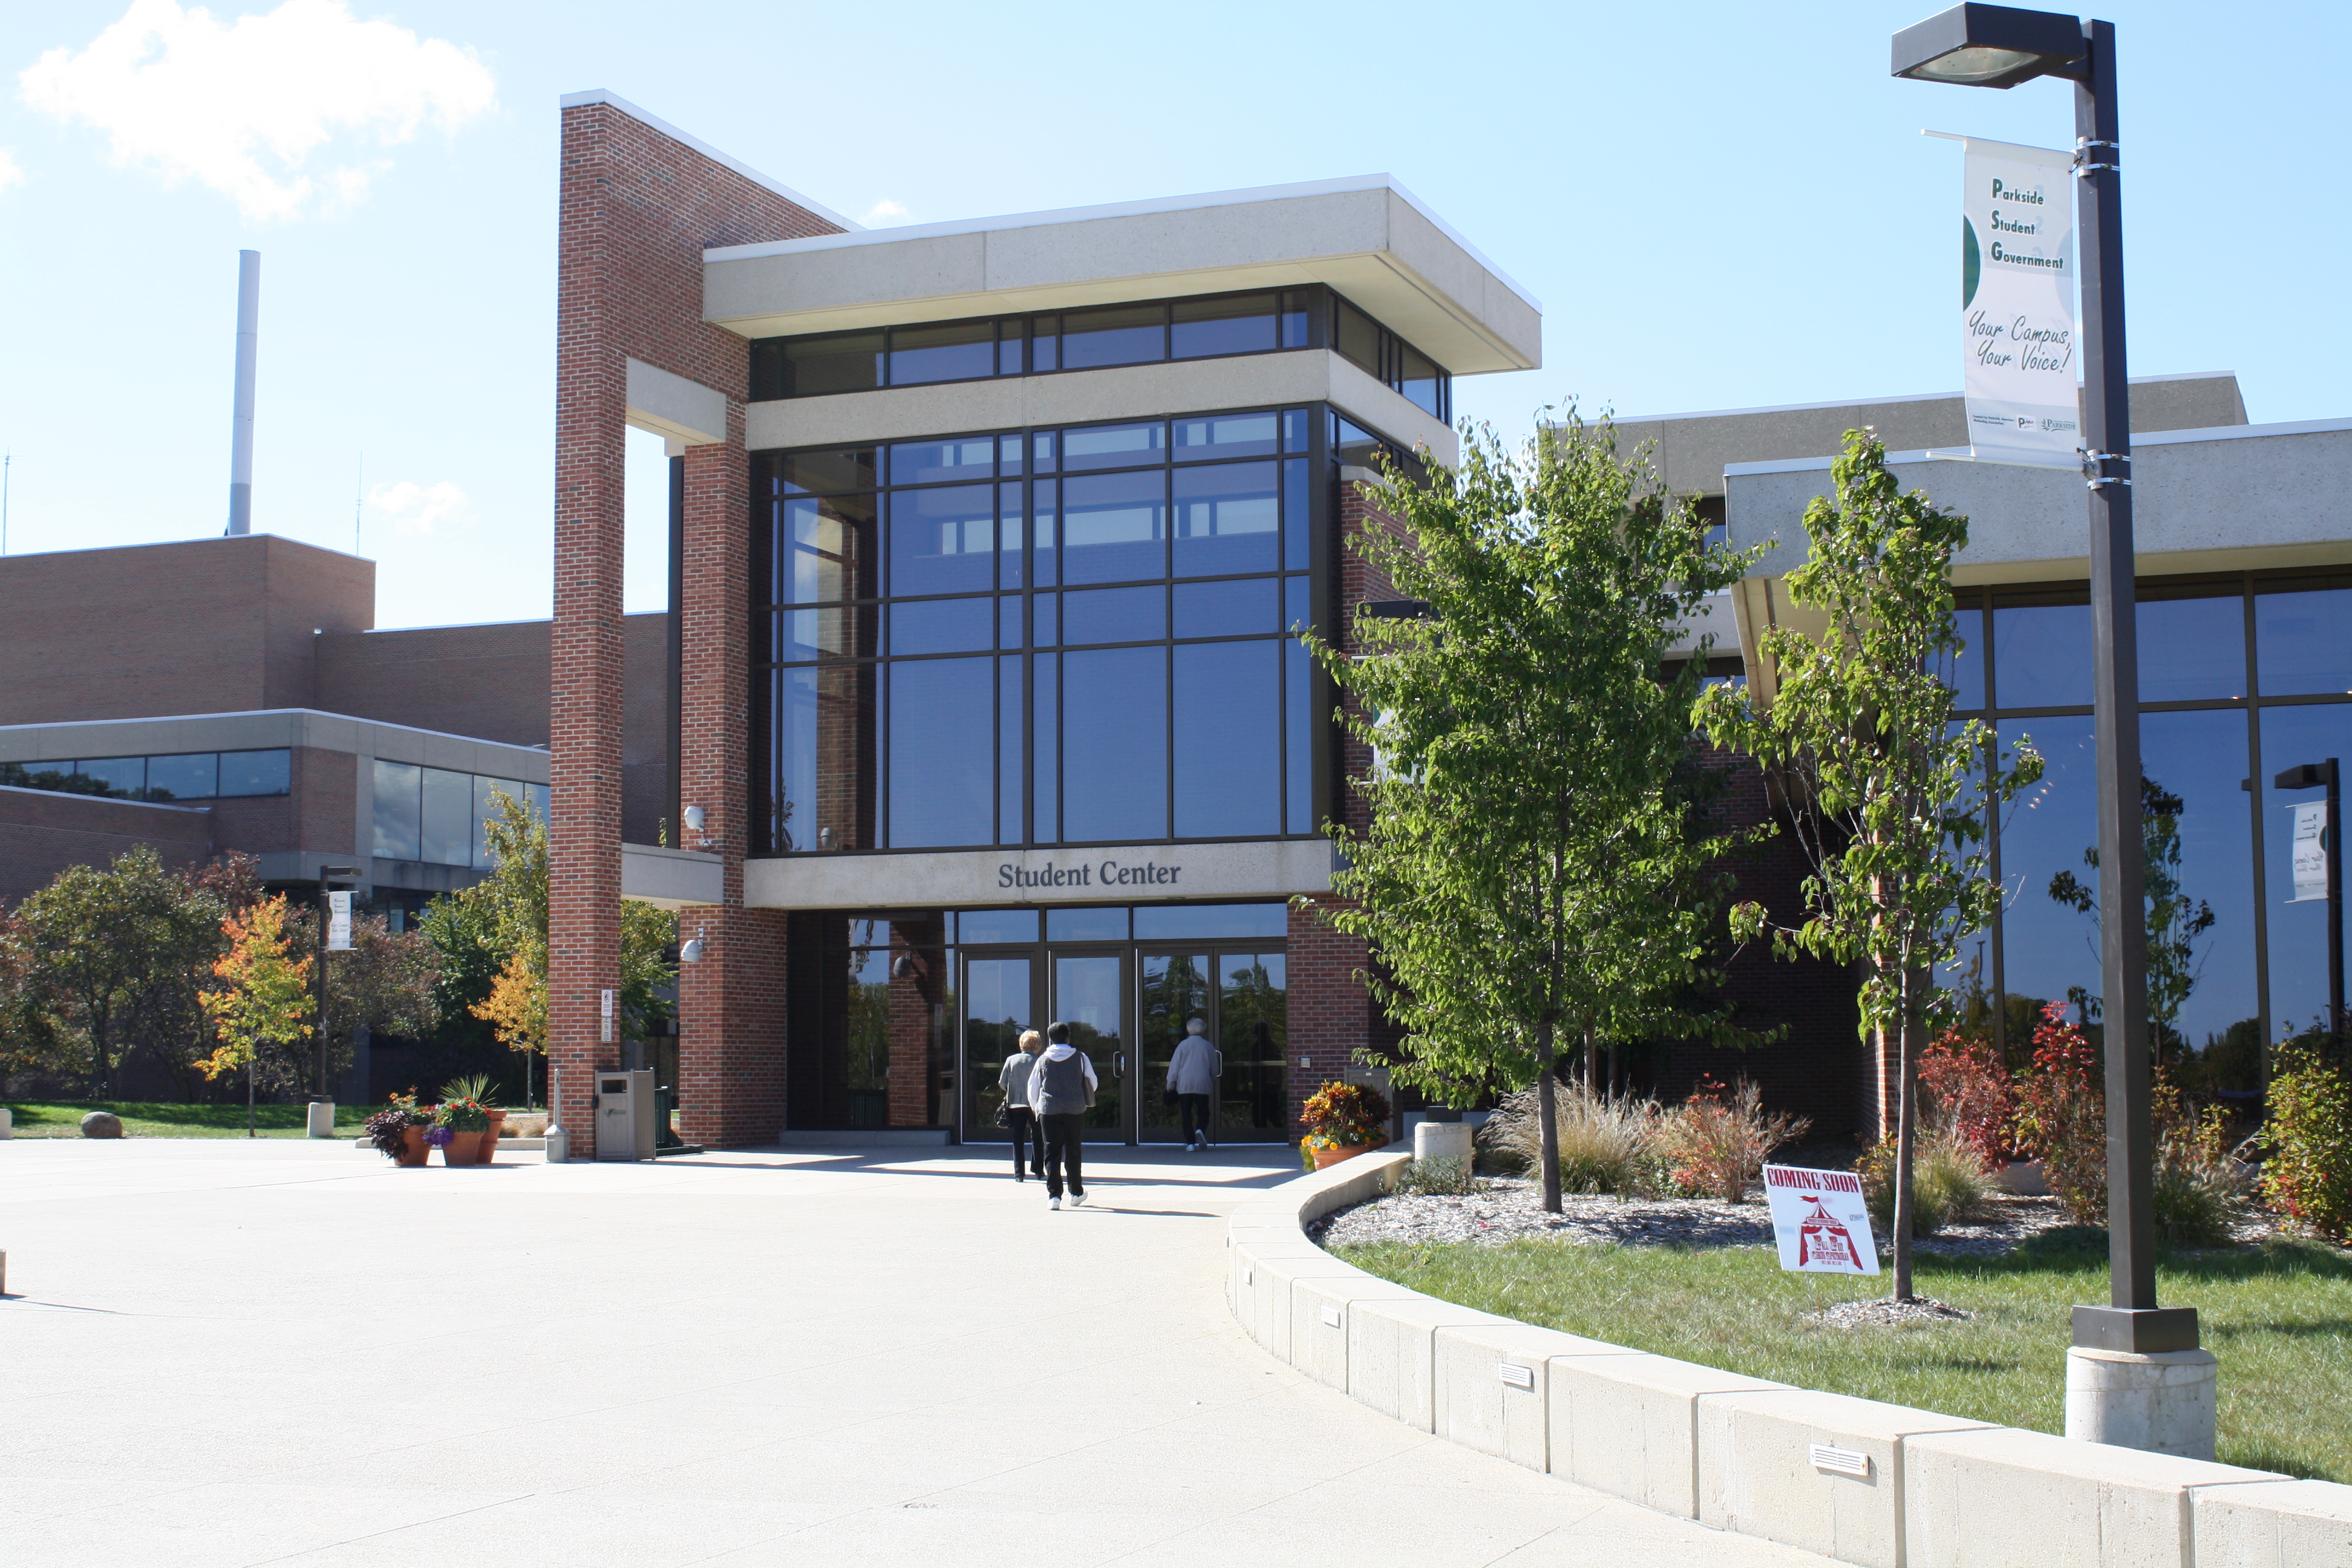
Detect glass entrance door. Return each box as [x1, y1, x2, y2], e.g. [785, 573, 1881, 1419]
[960, 953, 1034, 1139]
[1051, 952, 1127, 1140]
[1217, 949, 1289, 1142]
[1139, 952, 1212, 1143]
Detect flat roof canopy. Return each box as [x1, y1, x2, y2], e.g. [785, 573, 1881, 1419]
[704, 175, 1541, 376]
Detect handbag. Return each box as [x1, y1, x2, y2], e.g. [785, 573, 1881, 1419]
[993, 1100, 1012, 1128]
[1162, 1086, 1180, 1110]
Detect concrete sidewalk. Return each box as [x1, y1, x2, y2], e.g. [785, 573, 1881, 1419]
[0, 1140, 1834, 1566]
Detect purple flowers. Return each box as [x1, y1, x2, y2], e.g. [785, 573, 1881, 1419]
[425, 1126, 454, 1148]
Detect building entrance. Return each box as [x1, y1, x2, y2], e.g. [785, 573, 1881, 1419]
[959, 926, 1289, 1145]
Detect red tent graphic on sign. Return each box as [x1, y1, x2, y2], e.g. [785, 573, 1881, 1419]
[1797, 1196, 1864, 1270]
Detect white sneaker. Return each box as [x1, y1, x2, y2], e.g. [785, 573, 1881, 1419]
[1070, 1192, 1087, 1207]
[1048, 1195, 1060, 1210]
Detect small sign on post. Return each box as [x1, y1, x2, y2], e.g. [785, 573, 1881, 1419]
[325, 890, 352, 951]
[1763, 1165, 1880, 1275]
[2288, 800, 2329, 903]
[599, 988, 616, 1044]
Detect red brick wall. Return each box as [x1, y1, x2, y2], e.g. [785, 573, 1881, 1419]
[550, 100, 842, 1154]
[0, 787, 213, 903]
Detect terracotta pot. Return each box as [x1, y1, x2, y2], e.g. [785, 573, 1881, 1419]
[479, 1109, 508, 1163]
[439, 1129, 485, 1166]
[1311, 1137, 1387, 1171]
[395, 1126, 431, 1168]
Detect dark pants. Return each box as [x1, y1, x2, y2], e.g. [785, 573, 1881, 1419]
[1178, 1092, 1211, 1144]
[1006, 1108, 1044, 1177]
[1042, 1111, 1086, 1198]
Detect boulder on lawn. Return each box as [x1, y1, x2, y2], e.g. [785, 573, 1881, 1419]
[80, 1111, 125, 1138]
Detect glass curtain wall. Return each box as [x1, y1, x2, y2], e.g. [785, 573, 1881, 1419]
[754, 407, 1325, 855]
[1958, 573, 2352, 1087]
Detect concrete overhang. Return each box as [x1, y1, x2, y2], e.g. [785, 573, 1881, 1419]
[704, 175, 1541, 376]
[625, 359, 728, 447]
[622, 843, 725, 909]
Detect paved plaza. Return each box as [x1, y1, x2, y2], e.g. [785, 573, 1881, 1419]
[1, 1140, 1835, 1566]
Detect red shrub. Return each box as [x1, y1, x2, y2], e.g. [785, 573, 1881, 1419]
[1918, 1028, 2018, 1164]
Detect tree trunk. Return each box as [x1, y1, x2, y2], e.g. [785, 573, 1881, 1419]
[1537, 1021, 1564, 1214]
[1890, 965, 1921, 1302]
[1607, 1042, 1622, 1100]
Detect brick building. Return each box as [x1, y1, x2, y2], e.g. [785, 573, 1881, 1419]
[543, 91, 1541, 1154]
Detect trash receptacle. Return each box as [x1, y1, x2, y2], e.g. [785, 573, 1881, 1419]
[596, 1070, 656, 1161]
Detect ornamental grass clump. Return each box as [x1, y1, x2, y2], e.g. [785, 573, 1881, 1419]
[1488, 1083, 1658, 1196]
[1393, 1156, 1479, 1197]
[1655, 1076, 1808, 1203]
[1862, 1128, 1991, 1235]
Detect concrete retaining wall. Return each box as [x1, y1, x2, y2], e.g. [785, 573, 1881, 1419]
[1229, 1152, 2352, 1568]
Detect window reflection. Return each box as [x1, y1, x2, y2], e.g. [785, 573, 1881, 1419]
[1993, 598, 2092, 709]
[2256, 585, 2352, 696]
[1063, 646, 1166, 841]
[2140, 590, 2246, 702]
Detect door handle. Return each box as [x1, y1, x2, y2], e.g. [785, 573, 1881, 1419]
[1114, 1051, 1128, 1079]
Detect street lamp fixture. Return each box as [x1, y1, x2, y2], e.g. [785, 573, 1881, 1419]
[1893, 5, 2214, 1457]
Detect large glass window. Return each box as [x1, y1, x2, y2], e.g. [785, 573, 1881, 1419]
[753, 403, 1345, 853]
[371, 760, 545, 868]
[750, 285, 1450, 422]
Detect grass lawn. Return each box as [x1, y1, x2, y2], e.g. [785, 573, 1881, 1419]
[1336, 1229, 2352, 1482]
[3, 1101, 372, 1139]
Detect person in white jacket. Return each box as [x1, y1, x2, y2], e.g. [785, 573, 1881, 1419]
[1165, 1017, 1221, 1151]
[1025, 1022, 1099, 1209]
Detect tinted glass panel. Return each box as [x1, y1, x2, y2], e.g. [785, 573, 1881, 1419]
[220, 748, 290, 797]
[888, 657, 994, 848]
[1060, 303, 1164, 369]
[1062, 646, 1166, 840]
[889, 320, 997, 387]
[999, 656, 1023, 844]
[1171, 293, 1277, 359]
[1047, 907, 1128, 941]
[1175, 411, 1279, 461]
[1062, 421, 1165, 472]
[891, 596, 995, 655]
[1061, 469, 1165, 586]
[1034, 592, 1059, 647]
[2261, 703, 2352, 1034]
[1994, 717, 2098, 1017]
[1280, 295, 1311, 349]
[1062, 585, 1163, 645]
[1174, 641, 1281, 837]
[1285, 639, 1313, 833]
[1993, 599, 2092, 708]
[1335, 298, 1380, 375]
[2139, 591, 2246, 702]
[1172, 461, 1279, 578]
[2141, 708, 2257, 1053]
[778, 448, 878, 497]
[421, 766, 473, 867]
[999, 596, 1024, 652]
[1284, 575, 1310, 635]
[1030, 322, 1059, 373]
[1399, 344, 1442, 417]
[779, 332, 883, 397]
[472, 776, 526, 869]
[145, 751, 217, 801]
[2256, 586, 2352, 696]
[1174, 577, 1277, 638]
[1031, 478, 1057, 586]
[1283, 457, 1309, 570]
[76, 756, 144, 795]
[776, 663, 877, 852]
[1939, 600, 1986, 710]
[1282, 407, 1308, 453]
[778, 604, 873, 663]
[958, 908, 1039, 944]
[1033, 652, 1059, 840]
[372, 759, 420, 860]
[890, 484, 996, 597]
[1134, 904, 1290, 940]
[890, 437, 996, 487]
[773, 495, 874, 606]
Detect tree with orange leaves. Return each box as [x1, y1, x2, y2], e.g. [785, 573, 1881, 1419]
[198, 894, 312, 1134]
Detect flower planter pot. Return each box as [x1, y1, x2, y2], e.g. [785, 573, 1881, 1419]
[439, 1129, 486, 1166]
[479, 1109, 508, 1163]
[396, 1126, 431, 1168]
[1311, 1137, 1387, 1171]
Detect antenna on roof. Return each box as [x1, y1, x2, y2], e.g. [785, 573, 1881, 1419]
[226, 250, 260, 536]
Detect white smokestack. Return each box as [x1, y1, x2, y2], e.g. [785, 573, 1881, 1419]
[227, 249, 260, 535]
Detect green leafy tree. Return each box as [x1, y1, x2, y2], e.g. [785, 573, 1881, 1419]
[1311, 412, 1759, 1212]
[1696, 431, 2040, 1300]
[281, 907, 440, 1094]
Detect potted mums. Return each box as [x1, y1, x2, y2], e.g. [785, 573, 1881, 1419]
[363, 1099, 433, 1167]
[1300, 1080, 1392, 1170]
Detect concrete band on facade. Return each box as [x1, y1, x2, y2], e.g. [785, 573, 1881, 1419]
[743, 836, 1337, 910]
[1229, 1153, 2352, 1568]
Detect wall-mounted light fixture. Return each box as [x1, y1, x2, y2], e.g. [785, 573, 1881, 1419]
[680, 923, 706, 964]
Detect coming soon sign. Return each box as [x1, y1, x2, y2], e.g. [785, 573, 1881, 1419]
[1763, 1165, 1880, 1275]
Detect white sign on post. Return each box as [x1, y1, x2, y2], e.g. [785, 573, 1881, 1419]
[1763, 1165, 1880, 1275]
[599, 988, 616, 1044]
[1949, 134, 2082, 468]
[2288, 801, 2330, 903]
[325, 890, 352, 952]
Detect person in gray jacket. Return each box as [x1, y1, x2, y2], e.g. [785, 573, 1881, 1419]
[1166, 1017, 1221, 1152]
[998, 1030, 1045, 1181]
[1025, 1021, 1098, 1209]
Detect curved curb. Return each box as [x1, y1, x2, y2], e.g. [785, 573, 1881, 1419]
[1226, 1155, 2348, 1568]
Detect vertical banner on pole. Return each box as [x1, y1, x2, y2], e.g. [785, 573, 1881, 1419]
[600, 988, 616, 1044]
[1955, 135, 2082, 467]
[325, 890, 353, 951]
[2287, 801, 2329, 903]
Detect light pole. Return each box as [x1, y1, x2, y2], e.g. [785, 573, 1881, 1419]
[2274, 760, 2344, 1059]
[1893, 4, 2212, 1457]
[316, 864, 361, 1107]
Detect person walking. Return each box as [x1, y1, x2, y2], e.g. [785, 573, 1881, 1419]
[1166, 1016, 1221, 1152]
[1026, 1021, 1097, 1210]
[998, 1030, 1046, 1181]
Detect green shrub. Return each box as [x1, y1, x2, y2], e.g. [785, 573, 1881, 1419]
[1485, 1084, 1658, 1195]
[2261, 1040, 2352, 1244]
[1861, 1128, 1992, 1235]
[1393, 1156, 1478, 1197]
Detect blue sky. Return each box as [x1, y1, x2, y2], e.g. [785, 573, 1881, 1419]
[1, 0, 2344, 629]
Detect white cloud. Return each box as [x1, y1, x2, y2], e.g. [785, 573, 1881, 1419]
[862, 198, 909, 224]
[18, 0, 496, 221]
[367, 479, 466, 535]
[0, 148, 22, 193]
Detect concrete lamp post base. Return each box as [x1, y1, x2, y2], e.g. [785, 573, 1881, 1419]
[304, 1101, 336, 1138]
[2065, 1347, 2218, 1460]
[1413, 1120, 1474, 1165]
